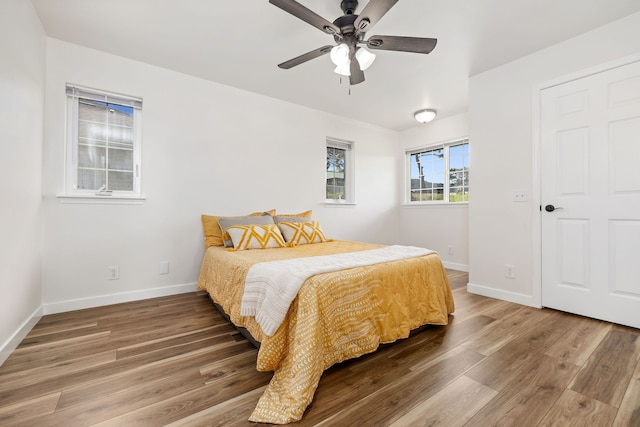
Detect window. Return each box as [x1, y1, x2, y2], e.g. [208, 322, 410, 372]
[65, 85, 142, 198]
[326, 138, 354, 203]
[407, 138, 469, 203]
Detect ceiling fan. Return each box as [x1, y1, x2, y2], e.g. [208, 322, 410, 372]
[269, 0, 437, 85]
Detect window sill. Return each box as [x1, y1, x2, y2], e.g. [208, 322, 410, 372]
[57, 194, 147, 205]
[324, 201, 357, 207]
[402, 202, 468, 208]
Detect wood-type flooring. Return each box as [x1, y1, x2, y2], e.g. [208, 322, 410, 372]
[1, 270, 639, 426]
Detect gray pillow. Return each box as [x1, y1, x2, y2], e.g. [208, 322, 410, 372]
[274, 215, 310, 224]
[218, 214, 275, 247]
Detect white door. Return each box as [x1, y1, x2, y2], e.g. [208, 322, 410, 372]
[541, 60, 640, 329]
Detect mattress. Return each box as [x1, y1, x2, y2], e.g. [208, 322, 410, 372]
[197, 240, 455, 423]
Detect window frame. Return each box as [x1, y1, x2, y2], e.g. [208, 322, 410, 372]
[325, 137, 355, 204]
[62, 84, 144, 203]
[405, 137, 469, 205]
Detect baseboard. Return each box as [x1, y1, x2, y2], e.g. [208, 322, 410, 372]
[43, 282, 199, 315]
[1, 283, 199, 366]
[442, 262, 469, 272]
[0, 305, 44, 366]
[466, 282, 540, 308]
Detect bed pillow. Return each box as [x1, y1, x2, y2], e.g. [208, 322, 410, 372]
[277, 210, 312, 219]
[218, 214, 275, 247]
[201, 210, 275, 248]
[226, 223, 286, 251]
[278, 220, 328, 246]
[274, 215, 309, 224]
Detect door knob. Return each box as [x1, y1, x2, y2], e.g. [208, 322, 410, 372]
[544, 204, 563, 212]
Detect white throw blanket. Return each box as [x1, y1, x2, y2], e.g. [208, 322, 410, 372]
[240, 245, 435, 336]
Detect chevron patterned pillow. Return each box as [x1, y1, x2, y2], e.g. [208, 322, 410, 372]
[226, 224, 286, 251]
[278, 221, 328, 246]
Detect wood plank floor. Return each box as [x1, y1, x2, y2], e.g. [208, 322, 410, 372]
[1, 270, 639, 426]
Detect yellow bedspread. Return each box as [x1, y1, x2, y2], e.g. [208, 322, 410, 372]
[197, 240, 455, 424]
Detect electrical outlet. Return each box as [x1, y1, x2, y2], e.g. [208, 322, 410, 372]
[513, 191, 527, 202]
[108, 265, 119, 280]
[505, 264, 515, 279]
[159, 261, 169, 275]
[448, 245, 453, 255]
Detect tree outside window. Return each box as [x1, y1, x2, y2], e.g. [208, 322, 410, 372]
[326, 146, 346, 200]
[326, 138, 353, 203]
[408, 139, 469, 203]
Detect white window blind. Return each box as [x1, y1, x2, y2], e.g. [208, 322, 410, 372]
[327, 138, 352, 151]
[66, 85, 142, 110]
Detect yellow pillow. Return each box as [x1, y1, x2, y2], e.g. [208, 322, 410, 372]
[277, 210, 312, 218]
[226, 224, 286, 251]
[278, 221, 327, 246]
[201, 209, 275, 248]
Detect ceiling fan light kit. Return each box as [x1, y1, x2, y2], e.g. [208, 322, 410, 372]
[334, 63, 351, 76]
[330, 45, 376, 76]
[270, 0, 437, 86]
[330, 43, 350, 66]
[355, 47, 376, 70]
[414, 109, 437, 123]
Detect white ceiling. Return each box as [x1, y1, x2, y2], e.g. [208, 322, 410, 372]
[31, 0, 640, 131]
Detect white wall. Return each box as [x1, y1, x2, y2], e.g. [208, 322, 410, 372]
[0, 0, 46, 362]
[41, 39, 401, 312]
[399, 113, 469, 271]
[468, 12, 640, 305]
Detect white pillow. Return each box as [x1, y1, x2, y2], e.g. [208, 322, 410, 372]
[218, 214, 275, 247]
[226, 223, 286, 250]
[278, 221, 327, 246]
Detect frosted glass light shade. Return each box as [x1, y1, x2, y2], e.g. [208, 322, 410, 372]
[414, 109, 437, 123]
[334, 62, 351, 76]
[355, 47, 376, 70]
[330, 44, 350, 66]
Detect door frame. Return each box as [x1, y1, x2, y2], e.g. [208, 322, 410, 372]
[532, 52, 640, 309]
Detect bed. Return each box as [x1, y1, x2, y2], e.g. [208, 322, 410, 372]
[197, 213, 455, 424]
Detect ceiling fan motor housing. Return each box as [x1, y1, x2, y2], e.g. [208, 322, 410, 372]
[333, 14, 364, 42]
[340, 0, 358, 14]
